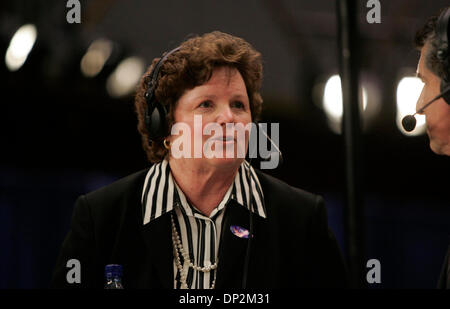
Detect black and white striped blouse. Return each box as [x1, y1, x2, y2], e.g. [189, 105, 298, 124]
[141, 159, 266, 289]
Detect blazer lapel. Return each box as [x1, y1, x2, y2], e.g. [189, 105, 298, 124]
[215, 201, 253, 288]
[140, 213, 174, 288]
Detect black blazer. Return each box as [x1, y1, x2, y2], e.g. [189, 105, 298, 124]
[50, 168, 348, 288]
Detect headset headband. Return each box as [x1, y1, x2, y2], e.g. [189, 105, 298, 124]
[144, 47, 181, 104]
[436, 8, 450, 45]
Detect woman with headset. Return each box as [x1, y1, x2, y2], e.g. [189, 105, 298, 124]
[51, 31, 347, 289]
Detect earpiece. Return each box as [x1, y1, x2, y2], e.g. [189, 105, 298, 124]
[144, 47, 181, 145]
[436, 8, 450, 104]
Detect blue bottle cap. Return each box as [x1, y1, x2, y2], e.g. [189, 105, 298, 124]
[105, 264, 122, 278]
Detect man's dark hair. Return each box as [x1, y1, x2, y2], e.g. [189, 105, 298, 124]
[414, 7, 449, 81]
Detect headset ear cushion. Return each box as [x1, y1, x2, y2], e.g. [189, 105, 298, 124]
[146, 101, 168, 141]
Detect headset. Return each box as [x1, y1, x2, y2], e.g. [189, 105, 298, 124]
[144, 47, 181, 145]
[402, 7, 450, 132]
[435, 7, 450, 104]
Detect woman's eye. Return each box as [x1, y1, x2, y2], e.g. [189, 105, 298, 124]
[232, 101, 245, 109]
[198, 100, 212, 108]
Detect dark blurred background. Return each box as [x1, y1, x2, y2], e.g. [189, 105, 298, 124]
[1, 0, 449, 288]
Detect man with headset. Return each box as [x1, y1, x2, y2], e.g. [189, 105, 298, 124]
[411, 7, 450, 288]
[412, 7, 450, 156]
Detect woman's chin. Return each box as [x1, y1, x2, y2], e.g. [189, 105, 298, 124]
[203, 154, 244, 168]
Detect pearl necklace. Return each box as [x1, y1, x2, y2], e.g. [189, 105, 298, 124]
[170, 214, 218, 289]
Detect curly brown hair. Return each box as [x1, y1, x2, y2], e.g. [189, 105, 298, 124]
[134, 31, 263, 163]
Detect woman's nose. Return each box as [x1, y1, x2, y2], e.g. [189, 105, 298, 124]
[216, 105, 234, 125]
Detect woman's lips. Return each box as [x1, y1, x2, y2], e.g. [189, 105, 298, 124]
[212, 136, 235, 142]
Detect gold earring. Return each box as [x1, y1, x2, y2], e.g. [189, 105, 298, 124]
[163, 138, 171, 150]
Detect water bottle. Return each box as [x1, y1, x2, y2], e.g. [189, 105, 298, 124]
[104, 264, 124, 289]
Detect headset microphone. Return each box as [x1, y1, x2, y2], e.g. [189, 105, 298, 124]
[401, 114, 417, 132]
[241, 125, 283, 288]
[259, 128, 284, 166]
[401, 86, 450, 132]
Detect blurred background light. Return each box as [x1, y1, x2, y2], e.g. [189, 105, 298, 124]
[80, 38, 113, 77]
[106, 56, 145, 98]
[322, 74, 368, 134]
[323, 74, 344, 120]
[5, 24, 37, 71]
[396, 76, 425, 136]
